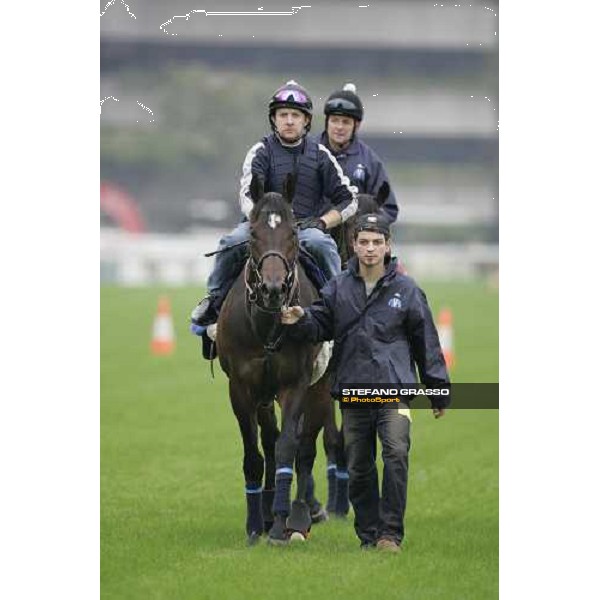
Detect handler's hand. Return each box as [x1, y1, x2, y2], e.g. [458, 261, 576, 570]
[281, 306, 305, 325]
[432, 408, 446, 419]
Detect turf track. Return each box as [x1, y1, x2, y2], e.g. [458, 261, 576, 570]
[101, 282, 498, 599]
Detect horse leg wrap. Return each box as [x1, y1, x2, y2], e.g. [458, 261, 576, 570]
[304, 474, 324, 521]
[273, 469, 293, 516]
[326, 464, 337, 513]
[335, 469, 350, 516]
[245, 484, 264, 537]
[262, 489, 275, 533]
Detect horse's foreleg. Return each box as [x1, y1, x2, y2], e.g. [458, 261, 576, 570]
[268, 384, 309, 543]
[272, 388, 306, 516]
[322, 398, 340, 514]
[257, 403, 279, 533]
[230, 383, 264, 544]
[321, 395, 350, 517]
[285, 418, 315, 537]
[297, 377, 330, 523]
[295, 430, 327, 524]
[333, 425, 350, 517]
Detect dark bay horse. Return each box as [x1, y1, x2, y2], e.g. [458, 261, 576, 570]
[217, 174, 332, 545]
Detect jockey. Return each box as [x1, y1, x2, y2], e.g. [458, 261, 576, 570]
[191, 80, 358, 330]
[321, 83, 399, 224]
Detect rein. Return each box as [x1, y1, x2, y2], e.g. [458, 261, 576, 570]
[244, 250, 299, 354]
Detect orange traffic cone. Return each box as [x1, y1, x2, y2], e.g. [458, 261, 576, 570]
[437, 308, 454, 370]
[151, 296, 175, 355]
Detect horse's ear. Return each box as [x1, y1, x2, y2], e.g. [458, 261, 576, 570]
[282, 173, 296, 204]
[250, 175, 264, 204]
[376, 181, 390, 207]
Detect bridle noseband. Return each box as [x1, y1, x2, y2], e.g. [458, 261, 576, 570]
[245, 249, 299, 313]
[244, 247, 299, 355]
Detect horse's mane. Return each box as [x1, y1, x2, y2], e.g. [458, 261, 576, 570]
[249, 192, 295, 226]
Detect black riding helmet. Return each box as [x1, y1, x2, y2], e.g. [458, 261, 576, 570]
[324, 83, 364, 122]
[268, 80, 313, 132]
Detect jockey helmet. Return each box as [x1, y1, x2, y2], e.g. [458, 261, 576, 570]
[268, 80, 313, 131]
[324, 83, 364, 122]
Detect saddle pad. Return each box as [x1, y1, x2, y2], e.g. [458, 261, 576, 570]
[397, 407, 412, 422]
[310, 341, 332, 386]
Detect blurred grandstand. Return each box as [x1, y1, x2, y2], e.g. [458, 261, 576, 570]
[100, 0, 498, 284]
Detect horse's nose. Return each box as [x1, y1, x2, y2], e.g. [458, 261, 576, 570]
[261, 282, 282, 304]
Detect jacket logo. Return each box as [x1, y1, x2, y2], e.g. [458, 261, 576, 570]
[352, 163, 366, 183]
[388, 297, 402, 309]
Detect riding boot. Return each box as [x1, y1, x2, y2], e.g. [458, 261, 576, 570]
[190, 294, 220, 330]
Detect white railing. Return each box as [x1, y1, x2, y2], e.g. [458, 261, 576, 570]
[101, 228, 498, 285]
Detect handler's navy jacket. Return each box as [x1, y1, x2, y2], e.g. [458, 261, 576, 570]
[239, 133, 357, 221]
[319, 132, 398, 224]
[288, 256, 450, 408]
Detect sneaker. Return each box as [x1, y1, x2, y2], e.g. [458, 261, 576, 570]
[190, 295, 218, 327]
[376, 537, 400, 553]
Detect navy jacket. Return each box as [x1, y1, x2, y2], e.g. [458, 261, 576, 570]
[239, 133, 357, 221]
[288, 256, 450, 408]
[320, 132, 398, 224]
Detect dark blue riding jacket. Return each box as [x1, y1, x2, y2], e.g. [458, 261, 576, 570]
[287, 256, 450, 408]
[239, 133, 357, 221]
[319, 132, 398, 224]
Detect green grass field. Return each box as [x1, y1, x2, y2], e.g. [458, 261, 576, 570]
[101, 282, 498, 600]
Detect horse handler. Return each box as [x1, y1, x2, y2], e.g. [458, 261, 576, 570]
[281, 213, 451, 552]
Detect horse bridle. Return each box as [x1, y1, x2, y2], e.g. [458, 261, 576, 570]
[244, 249, 299, 313]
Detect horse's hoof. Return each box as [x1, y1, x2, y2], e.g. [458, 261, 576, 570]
[289, 531, 307, 542]
[310, 507, 329, 524]
[267, 517, 289, 546]
[247, 532, 262, 546]
[263, 520, 274, 534]
[287, 500, 312, 532]
[333, 512, 348, 520]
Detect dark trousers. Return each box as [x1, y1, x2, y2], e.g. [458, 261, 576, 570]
[342, 406, 411, 546]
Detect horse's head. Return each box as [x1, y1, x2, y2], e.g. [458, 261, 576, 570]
[248, 174, 298, 310]
[334, 181, 390, 266]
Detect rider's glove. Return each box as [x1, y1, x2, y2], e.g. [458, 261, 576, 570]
[298, 217, 327, 232]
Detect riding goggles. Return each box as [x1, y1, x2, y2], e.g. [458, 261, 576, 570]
[274, 89, 309, 104]
[325, 98, 360, 113]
